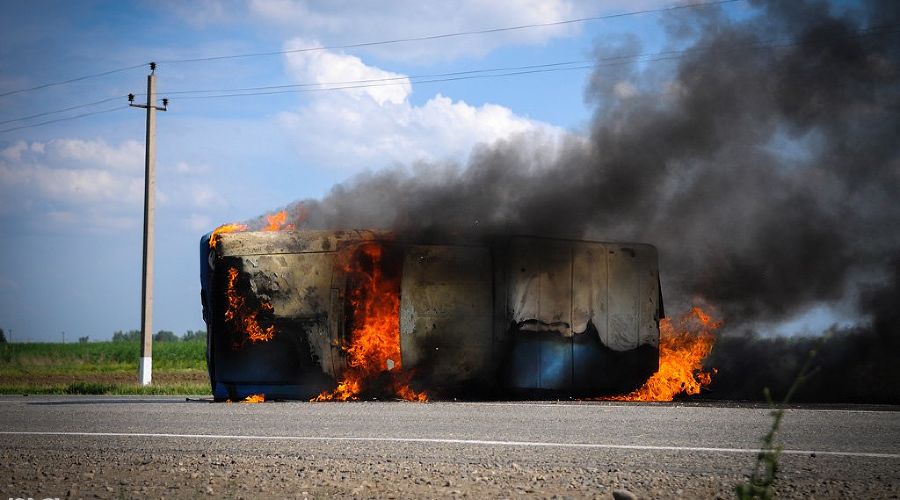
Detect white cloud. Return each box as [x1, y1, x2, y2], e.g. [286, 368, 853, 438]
[277, 41, 566, 170]
[0, 139, 221, 232]
[48, 138, 144, 172]
[284, 38, 410, 105]
[248, 0, 589, 63]
[1, 141, 28, 162]
[0, 140, 144, 208]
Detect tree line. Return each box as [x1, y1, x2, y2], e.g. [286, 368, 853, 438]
[111, 330, 206, 342]
[0, 328, 205, 343]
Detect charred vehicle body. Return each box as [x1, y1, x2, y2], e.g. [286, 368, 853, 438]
[200, 230, 663, 400]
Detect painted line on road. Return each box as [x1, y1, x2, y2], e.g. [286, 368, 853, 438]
[2, 431, 898, 459]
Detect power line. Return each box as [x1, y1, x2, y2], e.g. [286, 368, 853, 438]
[157, 24, 900, 102]
[0, 105, 128, 134]
[160, 59, 597, 96]
[0, 64, 147, 99]
[167, 65, 599, 101]
[4, 23, 895, 130]
[0, 1, 739, 100]
[0, 96, 126, 125]
[156, 0, 742, 64]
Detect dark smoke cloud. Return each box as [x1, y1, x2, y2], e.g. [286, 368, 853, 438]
[275, 0, 899, 329]
[701, 253, 900, 403]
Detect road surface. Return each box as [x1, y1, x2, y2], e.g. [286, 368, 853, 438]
[0, 396, 897, 498]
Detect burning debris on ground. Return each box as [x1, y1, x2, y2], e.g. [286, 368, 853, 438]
[605, 307, 719, 402]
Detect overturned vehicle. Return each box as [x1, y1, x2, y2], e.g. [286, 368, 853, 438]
[200, 230, 664, 401]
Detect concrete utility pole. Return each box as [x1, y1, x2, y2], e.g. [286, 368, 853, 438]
[129, 63, 167, 386]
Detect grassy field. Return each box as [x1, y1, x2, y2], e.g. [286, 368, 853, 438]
[0, 341, 211, 395]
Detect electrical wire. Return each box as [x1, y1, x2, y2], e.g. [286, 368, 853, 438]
[0, 0, 740, 99]
[0, 64, 147, 99]
[157, 24, 900, 102]
[0, 96, 126, 125]
[3, 23, 895, 130]
[156, 0, 742, 64]
[0, 105, 129, 134]
[159, 59, 596, 95]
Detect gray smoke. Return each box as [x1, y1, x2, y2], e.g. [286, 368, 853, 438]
[276, 0, 900, 328]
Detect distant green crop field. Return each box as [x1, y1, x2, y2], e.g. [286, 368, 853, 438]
[0, 340, 207, 374]
[0, 341, 210, 395]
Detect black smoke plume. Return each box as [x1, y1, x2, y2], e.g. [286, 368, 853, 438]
[232, 0, 900, 403]
[701, 253, 900, 403]
[269, 0, 899, 333]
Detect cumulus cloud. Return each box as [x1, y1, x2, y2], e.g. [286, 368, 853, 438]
[0, 139, 220, 232]
[0, 140, 144, 209]
[49, 139, 143, 172]
[247, 0, 590, 62]
[284, 39, 411, 105]
[277, 40, 567, 170]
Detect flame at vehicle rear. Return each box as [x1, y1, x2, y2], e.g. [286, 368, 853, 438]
[315, 242, 427, 402]
[605, 306, 719, 402]
[210, 210, 292, 249]
[209, 223, 247, 249]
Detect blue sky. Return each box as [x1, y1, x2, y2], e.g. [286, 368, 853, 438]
[0, 0, 802, 342]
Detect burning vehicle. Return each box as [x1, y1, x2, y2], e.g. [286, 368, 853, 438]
[200, 229, 664, 401]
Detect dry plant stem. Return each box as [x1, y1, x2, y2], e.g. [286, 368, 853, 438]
[735, 349, 820, 500]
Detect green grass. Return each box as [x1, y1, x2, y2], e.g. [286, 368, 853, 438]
[0, 340, 207, 375]
[0, 341, 210, 395]
[0, 381, 212, 396]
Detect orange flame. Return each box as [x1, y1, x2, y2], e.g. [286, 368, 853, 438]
[262, 210, 294, 232]
[314, 243, 426, 402]
[209, 222, 248, 249]
[243, 393, 265, 403]
[224, 267, 276, 344]
[606, 306, 719, 402]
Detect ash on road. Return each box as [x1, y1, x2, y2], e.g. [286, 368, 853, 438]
[0, 396, 897, 499]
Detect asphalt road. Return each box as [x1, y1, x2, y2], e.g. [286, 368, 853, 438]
[0, 396, 897, 498]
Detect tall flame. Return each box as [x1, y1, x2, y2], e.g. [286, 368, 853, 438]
[262, 210, 294, 232]
[315, 243, 426, 402]
[224, 267, 276, 344]
[607, 306, 719, 402]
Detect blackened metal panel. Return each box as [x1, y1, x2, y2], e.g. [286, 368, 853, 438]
[508, 238, 574, 335]
[638, 247, 661, 348]
[537, 240, 573, 335]
[607, 247, 641, 351]
[247, 253, 336, 378]
[506, 237, 576, 391]
[399, 245, 493, 385]
[572, 242, 611, 392]
[212, 255, 334, 394]
[507, 240, 541, 326]
[572, 242, 609, 336]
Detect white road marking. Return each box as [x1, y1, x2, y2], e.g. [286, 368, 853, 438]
[1, 431, 897, 459]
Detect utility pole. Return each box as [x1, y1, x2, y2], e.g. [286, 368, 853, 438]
[129, 62, 168, 386]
